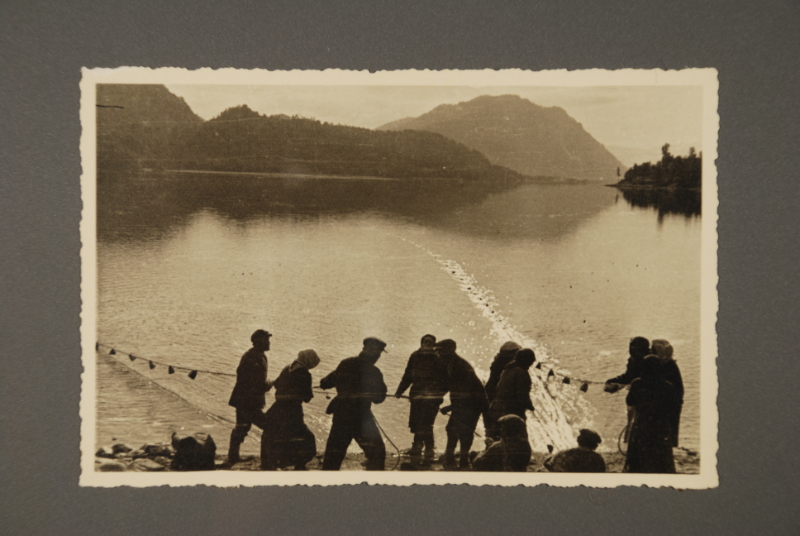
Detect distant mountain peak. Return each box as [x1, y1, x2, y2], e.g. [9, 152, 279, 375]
[378, 94, 623, 181]
[211, 105, 263, 122]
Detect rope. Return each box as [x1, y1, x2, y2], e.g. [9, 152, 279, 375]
[96, 342, 236, 377]
[370, 412, 403, 470]
[98, 343, 263, 443]
[618, 423, 630, 456]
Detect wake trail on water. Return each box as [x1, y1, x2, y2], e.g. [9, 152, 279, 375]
[395, 235, 596, 452]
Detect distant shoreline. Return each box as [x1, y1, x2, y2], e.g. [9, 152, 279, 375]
[608, 183, 702, 192]
[150, 169, 601, 185]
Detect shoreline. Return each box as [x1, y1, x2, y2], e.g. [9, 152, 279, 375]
[96, 439, 700, 474]
[607, 183, 702, 192]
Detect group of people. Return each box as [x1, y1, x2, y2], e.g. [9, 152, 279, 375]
[226, 329, 683, 474]
[604, 336, 684, 473]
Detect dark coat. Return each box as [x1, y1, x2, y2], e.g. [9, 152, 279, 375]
[228, 348, 269, 410]
[444, 354, 489, 414]
[661, 359, 684, 447]
[485, 350, 517, 403]
[263, 364, 313, 437]
[545, 447, 606, 473]
[320, 353, 387, 417]
[625, 377, 679, 473]
[607, 354, 645, 385]
[489, 362, 534, 420]
[395, 348, 448, 400]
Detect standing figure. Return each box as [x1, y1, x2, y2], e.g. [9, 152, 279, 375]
[604, 336, 651, 393]
[624, 355, 680, 473]
[227, 329, 273, 464]
[437, 339, 489, 469]
[320, 337, 388, 471]
[395, 334, 448, 465]
[544, 429, 606, 473]
[471, 414, 532, 472]
[261, 349, 320, 471]
[651, 339, 684, 447]
[485, 341, 522, 405]
[485, 348, 536, 440]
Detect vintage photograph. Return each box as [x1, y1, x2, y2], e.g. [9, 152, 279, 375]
[80, 68, 718, 487]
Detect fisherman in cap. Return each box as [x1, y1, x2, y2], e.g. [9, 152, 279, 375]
[436, 339, 489, 469]
[261, 349, 321, 471]
[227, 329, 274, 464]
[395, 334, 448, 466]
[320, 337, 388, 470]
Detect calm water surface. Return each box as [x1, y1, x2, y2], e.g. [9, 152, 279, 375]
[96, 174, 702, 457]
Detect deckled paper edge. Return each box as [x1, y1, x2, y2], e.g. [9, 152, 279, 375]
[79, 67, 719, 489]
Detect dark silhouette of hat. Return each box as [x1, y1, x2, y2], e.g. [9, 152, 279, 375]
[363, 337, 387, 349]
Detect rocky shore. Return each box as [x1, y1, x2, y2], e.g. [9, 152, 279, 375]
[96, 438, 700, 474]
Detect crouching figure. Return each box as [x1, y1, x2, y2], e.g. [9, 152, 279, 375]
[471, 414, 532, 472]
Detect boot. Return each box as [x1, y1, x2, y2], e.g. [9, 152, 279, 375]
[228, 431, 242, 464]
[423, 433, 436, 465]
[409, 435, 424, 465]
[459, 450, 471, 469]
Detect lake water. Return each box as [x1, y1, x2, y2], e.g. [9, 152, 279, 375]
[96, 173, 702, 458]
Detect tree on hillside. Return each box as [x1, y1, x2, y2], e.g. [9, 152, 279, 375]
[617, 145, 702, 189]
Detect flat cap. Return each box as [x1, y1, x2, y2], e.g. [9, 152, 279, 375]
[363, 337, 387, 349]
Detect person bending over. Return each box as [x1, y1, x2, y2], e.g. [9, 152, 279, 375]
[437, 339, 489, 469]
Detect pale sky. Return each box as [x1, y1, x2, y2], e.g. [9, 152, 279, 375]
[167, 84, 703, 167]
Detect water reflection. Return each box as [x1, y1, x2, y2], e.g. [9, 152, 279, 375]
[615, 187, 701, 221]
[98, 171, 618, 243]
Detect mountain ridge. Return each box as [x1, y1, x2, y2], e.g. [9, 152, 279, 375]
[378, 94, 624, 181]
[96, 85, 530, 184]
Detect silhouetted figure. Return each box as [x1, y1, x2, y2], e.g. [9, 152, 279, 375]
[227, 329, 273, 464]
[320, 337, 388, 470]
[472, 414, 532, 472]
[171, 432, 217, 471]
[437, 339, 489, 469]
[605, 336, 651, 393]
[261, 349, 320, 471]
[651, 339, 684, 447]
[395, 334, 448, 465]
[485, 341, 522, 404]
[485, 348, 536, 440]
[544, 429, 606, 473]
[624, 355, 679, 473]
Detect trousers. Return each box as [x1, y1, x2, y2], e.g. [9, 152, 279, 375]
[322, 411, 386, 470]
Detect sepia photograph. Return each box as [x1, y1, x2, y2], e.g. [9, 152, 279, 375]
[80, 68, 718, 487]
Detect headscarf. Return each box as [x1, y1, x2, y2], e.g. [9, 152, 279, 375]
[292, 349, 320, 371]
[651, 339, 674, 362]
